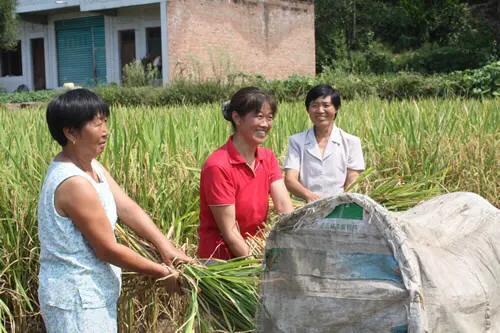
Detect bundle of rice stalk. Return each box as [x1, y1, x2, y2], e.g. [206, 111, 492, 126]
[179, 258, 262, 332]
[116, 225, 263, 333]
[346, 167, 445, 210]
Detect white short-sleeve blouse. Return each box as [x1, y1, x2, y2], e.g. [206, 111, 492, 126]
[284, 126, 365, 198]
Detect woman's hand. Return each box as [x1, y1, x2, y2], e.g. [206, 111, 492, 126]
[159, 246, 193, 267]
[305, 192, 321, 203]
[157, 264, 182, 294]
[285, 169, 321, 204]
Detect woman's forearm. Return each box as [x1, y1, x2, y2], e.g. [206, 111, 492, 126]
[222, 231, 250, 257]
[119, 200, 172, 249]
[210, 205, 249, 258]
[344, 169, 361, 190]
[270, 180, 294, 214]
[119, 203, 190, 264]
[285, 177, 320, 203]
[106, 169, 177, 254]
[96, 242, 170, 278]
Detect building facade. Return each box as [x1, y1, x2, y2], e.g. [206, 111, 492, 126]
[0, 0, 315, 92]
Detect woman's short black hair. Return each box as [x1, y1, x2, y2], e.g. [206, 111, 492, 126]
[222, 87, 277, 129]
[46, 88, 109, 146]
[305, 84, 341, 110]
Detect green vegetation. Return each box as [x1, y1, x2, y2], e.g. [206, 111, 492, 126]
[0, 0, 17, 50]
[0, 2, 496, 331]
[0, 97, 497, 331]
[122, 60, 161, 88]
[452, 60, 500, 97]
[1, 61, 498, 105]
[315, 0, 499, 74]
[0, 89, 60, 103]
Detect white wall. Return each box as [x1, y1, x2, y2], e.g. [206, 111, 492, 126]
[16, 0, 159, 13]
[81, 0, 160, 11]
[106, 4, 162, 84]
[1, 3, 165, 92]
[0, 21, 49, 92]
[16, 0, 80, 14]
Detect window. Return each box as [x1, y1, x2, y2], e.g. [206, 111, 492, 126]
[145, 27, 162, 77]
[1, 41, 23, 76]
[146, 27, 161, 59]
[119, 30, 136, 77]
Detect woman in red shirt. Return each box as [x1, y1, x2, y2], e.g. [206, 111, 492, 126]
[198, 87, 294, 260]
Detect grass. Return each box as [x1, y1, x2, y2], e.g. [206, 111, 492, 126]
[0, 97, 498, 332]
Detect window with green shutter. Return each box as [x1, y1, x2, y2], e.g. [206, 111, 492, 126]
[55, 16, 106, 86]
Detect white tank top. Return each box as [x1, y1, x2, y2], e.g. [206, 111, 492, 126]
[37, 159, 121, 309]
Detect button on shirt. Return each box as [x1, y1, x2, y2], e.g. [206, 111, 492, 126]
[198, 136, 282, 259]
[284, 126, 365, 198]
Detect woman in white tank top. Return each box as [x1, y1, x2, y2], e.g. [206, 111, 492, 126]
[37, 89, 191, 332]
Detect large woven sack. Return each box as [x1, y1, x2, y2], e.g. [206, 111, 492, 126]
[257, 192, 499, 332]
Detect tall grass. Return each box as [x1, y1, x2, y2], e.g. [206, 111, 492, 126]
[0, 97, 497, 332]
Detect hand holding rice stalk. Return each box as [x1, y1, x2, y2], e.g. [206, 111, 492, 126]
[179, 258, 262, 332]
[117, 225, 263, 333]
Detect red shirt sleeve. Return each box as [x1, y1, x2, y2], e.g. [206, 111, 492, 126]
[201, 165, 236, 205]
[267, 151, 283, 183]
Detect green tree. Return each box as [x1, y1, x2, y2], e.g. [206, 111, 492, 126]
[315, 0, 497, 73]
[0, 0, 17, 49]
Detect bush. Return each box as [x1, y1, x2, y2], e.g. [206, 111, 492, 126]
[364, 49, 397, 74]
[402, 45, 492, 73]
[1, 62, 498, 106]
[451, 61, 500, 97]
[162, 80, 235, 104]
[122, 60, 160, 87]
[317, 67, 454, 100]
[374, 73, 453, 99]
[94, 86, 156, 106]
[95, 80, 237, 106]
[361, 42, 399, 74]
[318, 69, 375, 99]
[263, 75, 316, 102]
[0, 90, 60, 104]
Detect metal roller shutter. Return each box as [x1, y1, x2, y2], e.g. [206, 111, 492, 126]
[55, 16, 106, 86]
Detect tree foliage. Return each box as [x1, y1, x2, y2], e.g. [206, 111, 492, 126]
[315, 0, 499, 73]
[0, 0, 17, 50]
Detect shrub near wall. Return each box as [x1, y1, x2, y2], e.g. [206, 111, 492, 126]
[0, 90, 59, 104]
[1, 62, 498, 106]
[94, 80, 236, 107]
[97, 62, 498, 105]
[95, 72, 457, 106]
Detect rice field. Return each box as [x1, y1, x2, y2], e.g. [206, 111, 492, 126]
[0, 97, 498, 332]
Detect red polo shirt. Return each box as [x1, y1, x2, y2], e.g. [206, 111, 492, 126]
[197, 137, 282, 259]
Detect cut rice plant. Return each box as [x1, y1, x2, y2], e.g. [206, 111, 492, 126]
[346, 167, 447, 211]
[117, 225, 262, 333]
[179, 258, 262, 333]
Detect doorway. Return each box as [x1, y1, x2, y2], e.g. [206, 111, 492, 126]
[31, 38, 46, 90]
[119, 29, 136, 78]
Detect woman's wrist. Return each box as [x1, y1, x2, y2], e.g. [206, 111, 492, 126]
[156, 238, 176, 256]
[225, 237, 250, 257]
[157, 263, 173, 278]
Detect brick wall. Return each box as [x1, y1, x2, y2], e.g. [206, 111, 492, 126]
[167, 0, 315, 80]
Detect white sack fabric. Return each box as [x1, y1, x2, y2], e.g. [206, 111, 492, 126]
[257, 192, 500, 333]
